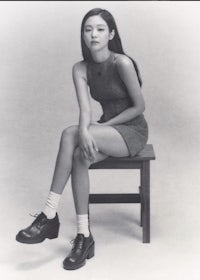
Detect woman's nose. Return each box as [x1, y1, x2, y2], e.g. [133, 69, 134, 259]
[91, 29, 97, 38]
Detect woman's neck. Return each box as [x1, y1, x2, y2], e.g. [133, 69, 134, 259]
[91, 49, 111, 63]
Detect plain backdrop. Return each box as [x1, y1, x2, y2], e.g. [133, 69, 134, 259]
[0, 1, 200, 280]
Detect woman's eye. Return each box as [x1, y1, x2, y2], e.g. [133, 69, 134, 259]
[84, 28, 104, 32]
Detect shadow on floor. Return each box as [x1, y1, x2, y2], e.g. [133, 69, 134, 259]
[15, 242, 70, 271]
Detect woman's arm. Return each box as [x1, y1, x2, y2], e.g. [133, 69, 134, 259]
[103, 55, 145, 126]
[72, 62, 98, 160]
[73, 62, 91, 131]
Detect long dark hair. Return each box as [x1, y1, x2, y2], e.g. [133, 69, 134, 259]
[81, 8, 142, 87]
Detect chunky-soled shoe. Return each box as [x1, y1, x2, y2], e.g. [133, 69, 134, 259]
[16, 212, 60, 244]
[63, 233, 95, 270]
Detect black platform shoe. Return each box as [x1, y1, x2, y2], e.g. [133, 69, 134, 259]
[16, 212, 60, 244]
[63, 233, 95, 270]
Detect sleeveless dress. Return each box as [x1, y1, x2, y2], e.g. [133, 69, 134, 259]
[86, 51, 148, 157]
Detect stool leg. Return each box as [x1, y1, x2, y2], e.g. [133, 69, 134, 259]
[88, 202, 91, 231]
[139, 186, 143, 227]
[141, 161, 150, 243]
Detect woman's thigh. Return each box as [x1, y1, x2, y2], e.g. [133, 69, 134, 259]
[89, 124, 129, 157]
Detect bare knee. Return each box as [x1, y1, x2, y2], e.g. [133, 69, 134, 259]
[61, 125, 78, 144]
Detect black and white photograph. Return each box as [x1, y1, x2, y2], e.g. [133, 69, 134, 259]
[0, 1, 200, 279]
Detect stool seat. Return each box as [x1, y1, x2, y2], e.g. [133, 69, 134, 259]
[89, 144, 156, 243]
[90, 144, 155, 169]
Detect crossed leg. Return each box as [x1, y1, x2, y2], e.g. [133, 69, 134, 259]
[51, 124, 129, 214]
[16, 124, 130, 245]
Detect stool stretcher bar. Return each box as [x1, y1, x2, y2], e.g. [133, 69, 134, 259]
[89, 193, 141, 204]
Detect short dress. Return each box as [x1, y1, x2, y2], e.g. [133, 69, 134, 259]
[86, 51, 148, 157]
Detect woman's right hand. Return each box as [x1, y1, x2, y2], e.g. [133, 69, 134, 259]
[78, 129, 99, 162]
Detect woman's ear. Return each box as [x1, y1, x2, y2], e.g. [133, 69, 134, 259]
[109, 29, 115, 41]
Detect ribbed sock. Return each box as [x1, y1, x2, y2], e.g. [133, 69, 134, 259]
[76, 214, 90, 237]
[43, 191, 61, 219]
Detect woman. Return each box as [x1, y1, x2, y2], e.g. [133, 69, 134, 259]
[16, 8, 148, 270]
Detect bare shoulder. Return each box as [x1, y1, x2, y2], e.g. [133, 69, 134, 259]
[114, 53, 133, 69]
[72, 60, 87, 80]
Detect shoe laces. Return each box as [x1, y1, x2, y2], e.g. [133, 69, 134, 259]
[29, 213, 44, 227]
[70, 235, 84, 251]
[29, 213, 38, 218]
[70, 239, 75, 245]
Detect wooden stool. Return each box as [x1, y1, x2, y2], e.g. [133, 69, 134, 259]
[89, 144, 156, 243]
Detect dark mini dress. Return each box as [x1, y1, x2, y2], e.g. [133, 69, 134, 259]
[86, 52, 148, 157]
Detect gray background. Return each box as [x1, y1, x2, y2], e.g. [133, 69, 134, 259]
[1, 1, 200, 279]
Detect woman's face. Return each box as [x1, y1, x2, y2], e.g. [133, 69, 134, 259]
[83, 15, 114, 52]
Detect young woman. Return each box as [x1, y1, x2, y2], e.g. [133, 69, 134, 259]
[16, 8, 148, 270]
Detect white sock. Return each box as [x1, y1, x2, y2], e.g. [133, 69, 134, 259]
[76, 214, 90, 237]
[43, 191, 61, 219]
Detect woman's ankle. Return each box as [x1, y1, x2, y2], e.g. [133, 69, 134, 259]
[76, 214, 90, 237]
[43, 191, 61, 219]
